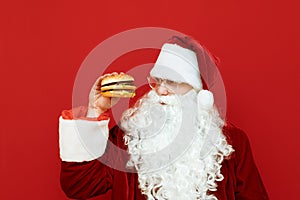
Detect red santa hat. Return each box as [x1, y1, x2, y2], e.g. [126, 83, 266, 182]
[150, 36, 217, 110]
[150, 43, 202, 90]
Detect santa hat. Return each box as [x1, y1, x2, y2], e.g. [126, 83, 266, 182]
[150, 43, 202, 90]
[150, 42, 215, 110]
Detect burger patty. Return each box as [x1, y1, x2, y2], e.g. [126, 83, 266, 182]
[101, 83, 136, 92]
[101, 81, 134, 87]
[101, 89, 135, 93]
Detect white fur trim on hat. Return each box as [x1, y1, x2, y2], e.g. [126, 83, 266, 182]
[150, 43, 202, 90]
[59, 116, 109, 162]
[197, 90, 214, 110]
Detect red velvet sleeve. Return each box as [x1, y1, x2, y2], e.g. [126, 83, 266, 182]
[60, 126, 131, 200]
[60, 160, 113, 199]
[228, 125, 269, 200]
[60, 107, 114, 199]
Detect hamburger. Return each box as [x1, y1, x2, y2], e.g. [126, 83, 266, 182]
[100, 74, 136, 98]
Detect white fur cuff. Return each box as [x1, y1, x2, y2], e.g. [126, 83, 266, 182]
[59, 116, 110, 162]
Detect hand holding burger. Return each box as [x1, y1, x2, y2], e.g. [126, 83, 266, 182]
[86, 72, 136, 118]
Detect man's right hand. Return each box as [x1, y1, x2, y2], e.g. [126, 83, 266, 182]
[86, 72, 122, 118]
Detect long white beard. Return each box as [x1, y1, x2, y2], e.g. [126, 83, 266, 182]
[120, 90, 234, 200]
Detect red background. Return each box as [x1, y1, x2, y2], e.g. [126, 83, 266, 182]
[1, 0, 300, 199]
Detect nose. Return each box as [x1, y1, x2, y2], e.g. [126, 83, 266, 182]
[155, 84, 169, 96]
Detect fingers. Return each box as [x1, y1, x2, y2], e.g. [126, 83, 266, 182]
[94, 96, 115, 112]
[88, 72, 125, 115]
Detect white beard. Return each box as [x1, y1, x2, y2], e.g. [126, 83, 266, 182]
[120, 90, 234, 200]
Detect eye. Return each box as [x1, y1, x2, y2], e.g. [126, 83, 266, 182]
[155, 78, 163, 84]
[166, 80, 177, 86]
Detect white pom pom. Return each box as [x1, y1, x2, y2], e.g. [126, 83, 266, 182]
[197, 90, 214, 110]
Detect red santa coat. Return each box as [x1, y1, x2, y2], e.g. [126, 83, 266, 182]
[60, 107, 269, 200]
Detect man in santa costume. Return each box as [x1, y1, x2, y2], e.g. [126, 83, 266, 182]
[59, 36, 269, 200]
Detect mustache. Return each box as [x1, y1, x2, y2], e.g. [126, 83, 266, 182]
[147, 90, 180, 106]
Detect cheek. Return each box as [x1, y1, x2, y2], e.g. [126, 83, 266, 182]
[175, 83, 194, 95]
[176, 87, 191, 95]
[155, 86, 170, 95]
